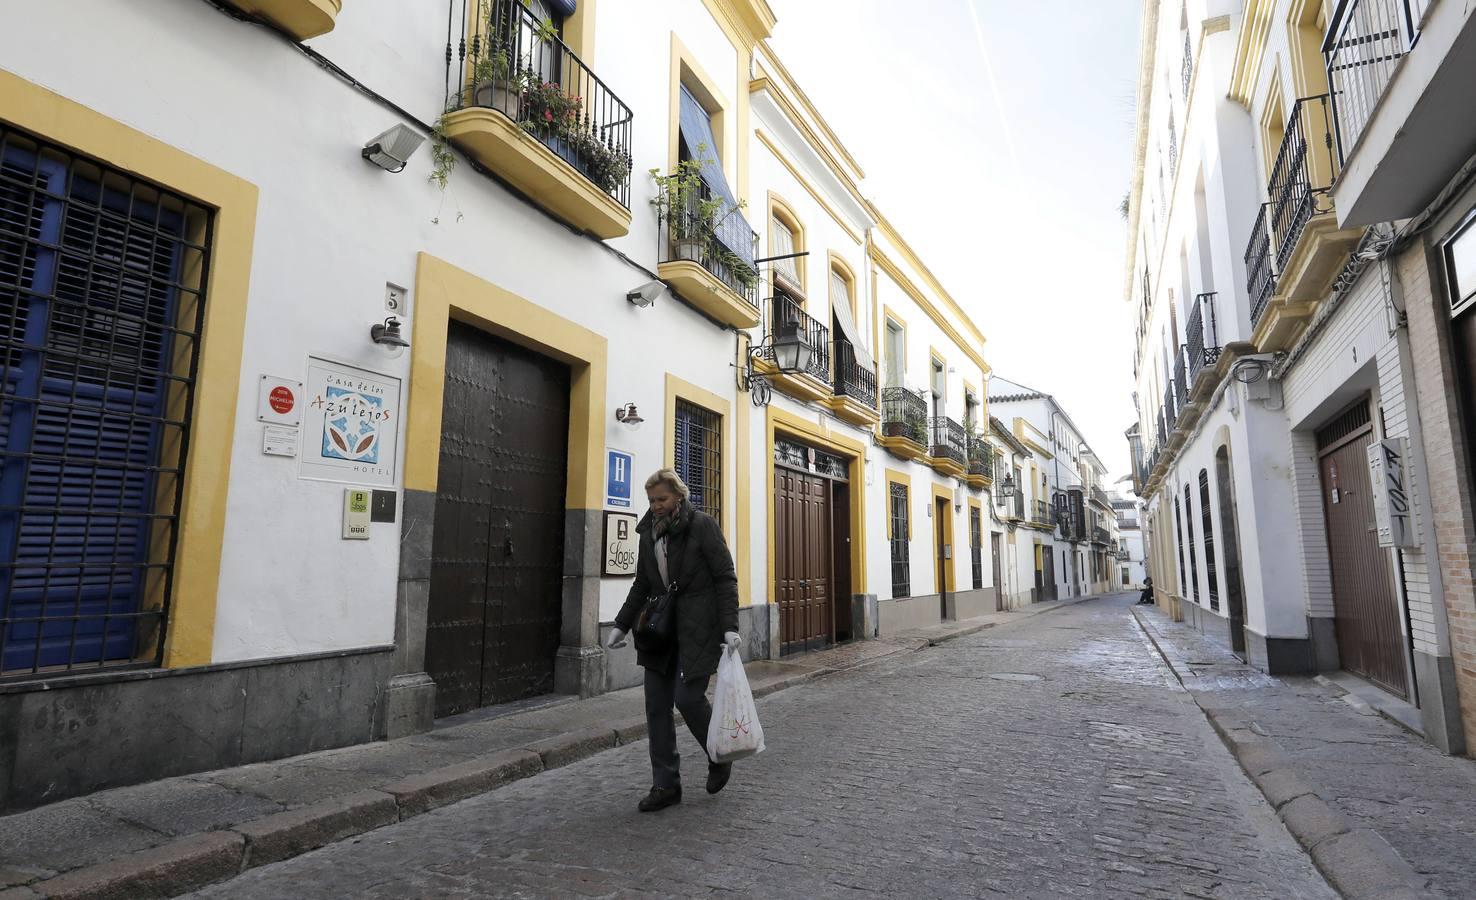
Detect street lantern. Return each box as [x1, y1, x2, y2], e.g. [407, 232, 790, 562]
[1000, 473, 1016, 498]
[770, 321, 814, 374]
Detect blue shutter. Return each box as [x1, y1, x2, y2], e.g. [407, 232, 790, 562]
[0, 145, 179, 671]
[677, 87, 755, 268]
[544, 0, 577, 19]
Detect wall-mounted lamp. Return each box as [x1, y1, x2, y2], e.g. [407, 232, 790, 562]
[615, 402, 644, 430]
[626, 281, 666, 308]
[362, 124, 425, 173]
[735, 311, 817, 410]
[999, 474, 1016, 498]
[370, 316, 410, 357]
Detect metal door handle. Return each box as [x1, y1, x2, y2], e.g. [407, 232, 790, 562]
[505, 536, 515, 556]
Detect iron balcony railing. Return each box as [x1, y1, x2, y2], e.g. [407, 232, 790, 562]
[1324, 0, 1425, 164]
[1092, 485, 1113, 509]
[832, 341, 878, 410]
[1268, 94, 1337, 275]
[446, 0, 634, 207]
[1173, 348, 1188, 410]
[763, 294, 831, 384]
[1181, 27, 1194, 95]
[657, 172, 759, 309]
[1164, 384, 1177, 431]
[1156, 411, 1168, 448]
[1013, 491, 1026, 521]
[929, 417, 967, 466]
[1246, 203, 1277, 328]
[881, 387, 927, 445]
[1033, 500, 1052, 528]
[1186, 291, 1221, 379]
[1093, 527, 1111, 546]
[967, 440, 995, 478]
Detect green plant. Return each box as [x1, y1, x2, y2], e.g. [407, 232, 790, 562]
[906, 404, 930, 445]
[520, 78, 584, 139]
[649, 155, 722, 242]
[710, 242, 759, 291]
[572, 128, 631, 194]
[429, 113, 456, 191]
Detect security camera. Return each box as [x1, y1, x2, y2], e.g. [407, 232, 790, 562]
[361, 124, 425, 173]
[626, 280, 666, 308]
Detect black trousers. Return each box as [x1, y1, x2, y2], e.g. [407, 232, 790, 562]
[644, 661, 713, 789]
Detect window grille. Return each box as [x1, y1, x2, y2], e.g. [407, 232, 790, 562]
[969, 506, 983, 590]
[889, 482, 910, 598]
[0, 124, 209, 677]
[1174, 497, 1188, 598]
[1199, 469, 1219, 610]
[674, 399, 721, 524]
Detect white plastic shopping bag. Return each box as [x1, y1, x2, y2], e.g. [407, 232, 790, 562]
[707, 645, 765, 763]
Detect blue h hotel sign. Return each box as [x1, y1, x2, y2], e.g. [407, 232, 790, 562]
[607, 449, 633, 508]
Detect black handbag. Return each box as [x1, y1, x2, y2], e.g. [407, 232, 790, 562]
[633, 583, 677, 653]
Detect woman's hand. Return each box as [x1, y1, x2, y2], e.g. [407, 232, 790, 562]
[723, 631, 741, 651]
[607, 628, 628, 649]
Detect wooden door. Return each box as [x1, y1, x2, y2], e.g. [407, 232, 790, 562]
[775, 466, 833, 655]
[935, 497, 949, 619]
[427, 323, 569, 717]
[831, 482, 852, 642]
[1043, 550, 1057, 602]
[991, 533, 1004, 610]
[1318, 403, 1408, 698]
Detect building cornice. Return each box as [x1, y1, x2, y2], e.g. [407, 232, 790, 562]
[870, 212, 987, 351]
[701, 0, 777, 48]
[1122, 0, 1161, 304]
[752, 46, 866, 181]
[1229, 0, 1275, 108]
[870, 244, 988, 376]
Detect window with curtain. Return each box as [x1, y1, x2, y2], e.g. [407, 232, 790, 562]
[770, 215, 799, 285]
[677, 86, 752, 270]
[829, 268, 851, 319]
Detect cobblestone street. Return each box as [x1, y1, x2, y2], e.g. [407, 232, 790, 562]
[191, 594, 1334, 899]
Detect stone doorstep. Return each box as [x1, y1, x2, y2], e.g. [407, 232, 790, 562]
[5, 597, 1118, 899]
[1129, 605, 1429, 900]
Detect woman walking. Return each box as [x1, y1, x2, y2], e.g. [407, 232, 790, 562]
[607, 468, 741, 812]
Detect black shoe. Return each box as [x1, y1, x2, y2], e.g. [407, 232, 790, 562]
[638, 786, 682, 812]
[706, 762, 732, 795]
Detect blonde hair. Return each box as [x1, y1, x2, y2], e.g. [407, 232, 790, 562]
[645, 468, 691, 499]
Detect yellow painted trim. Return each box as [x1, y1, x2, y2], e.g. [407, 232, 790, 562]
[228, 0, 340, 41]
[0, 70, 260, 667]
[870, 244, 988, 375]
[1258, 70, 1286, 185]
[765, 408, 869, 606]
[735, 373, 750, 607]
[657, 260, 762, 329]
[750, 46, 866, 180]
[930, 482, 956, 594]
[663, 374, 735, 549]
[561, 0, 598, 63]
[735, 48, 751, 203]
[1230, 0, 1276, 107]
[748, 75, 870, 210]
[767, 190, 808, 297]
[884, 468, 912, 540]
[699, 0, 776, 48]
[869, 213, 986, 348]
[407, 253, 607, 515]
[667, 32, 733, 186]
[755, 129, 864, 244]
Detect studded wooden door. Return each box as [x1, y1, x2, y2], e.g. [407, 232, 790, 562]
[1318, 401, 1408, 699]
[427, 322, 569, 717]
[775, 466, 833, 655]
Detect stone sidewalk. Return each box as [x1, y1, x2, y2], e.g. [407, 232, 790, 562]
[0, 594, 1095, 899]
[1133, 603, 1476, 900]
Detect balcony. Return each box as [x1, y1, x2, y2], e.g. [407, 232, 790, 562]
[1012, 492, 1026, 522]
[826, 340, 880, 427]
[227, 0, 340, 39]
[928, 417, 967, 478]
[1163, 385, 1177, 432]
[1091, 485, 1113, 510]
[1246, 203, 1277, 330]
[1251, 95, 1363, 346]
[1092, 527, 1110, 546]
[966, 440, 995, 489]
[1173, 350, 1188, 413]
[1181, 27, 1194, 95]
[1186, 292, 1222, 382]
[657, 173, 760, 329]
[1326, 0, 1476, 225]
[1032, 500, 1053, 529]
[754, 294, 831, 402]
[439, 0, 633, 239]
[880, 387, 928, 461]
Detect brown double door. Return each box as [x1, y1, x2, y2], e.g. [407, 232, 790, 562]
[1318, 402, 1409, 699]
[426, 322, 570, 718]
[775, 466, 833, 655]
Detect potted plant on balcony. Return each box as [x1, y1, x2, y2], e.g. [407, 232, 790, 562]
[470, 48, 524, 117]
[571, 127, 631, 195]
[650, 157, 722, 263]
[905, 404, 930, 447]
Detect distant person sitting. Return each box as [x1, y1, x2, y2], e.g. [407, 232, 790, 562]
[1138, 576, 1154, 605]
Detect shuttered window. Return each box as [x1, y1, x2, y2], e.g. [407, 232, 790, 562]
[673, 399, 721, 524]
[1184, 484, 1201, 603]
[770, 216, 799, 285]
[0, 127, 207, 676]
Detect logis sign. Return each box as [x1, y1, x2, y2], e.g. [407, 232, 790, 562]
[602, 511, 639, 577]
[1366, 437, 1417, 549]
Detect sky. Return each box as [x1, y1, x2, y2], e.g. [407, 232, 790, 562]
[766, 0, 1143, 479]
